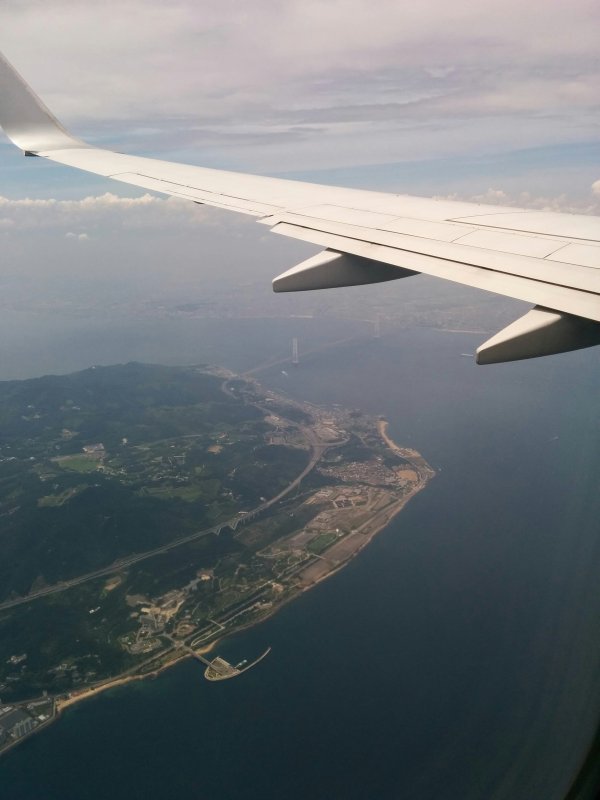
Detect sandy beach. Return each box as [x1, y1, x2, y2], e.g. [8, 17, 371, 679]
[55, 640, 218, 713]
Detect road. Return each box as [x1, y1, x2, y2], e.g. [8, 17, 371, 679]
[0, 384, 334, 613]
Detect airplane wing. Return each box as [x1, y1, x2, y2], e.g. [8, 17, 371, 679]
[1, 50, 599, 364]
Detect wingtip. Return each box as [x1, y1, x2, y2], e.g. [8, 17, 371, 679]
[0, 49, 83, 153]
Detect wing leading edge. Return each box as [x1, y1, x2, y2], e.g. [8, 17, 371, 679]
[1, 50, 599, 364]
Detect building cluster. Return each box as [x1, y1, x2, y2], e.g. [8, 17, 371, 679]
[47, 660, 98, 686]
[309, 486, 368, 509]
[263, 487, 372, 562]
[0, 704, 44, 747]
[319, 459, 410, 488]
[0, 697, 54, 749]
[313, 422, 345, 443]
[6, 653, 27, 666]
[122, 580, 206, 653]
[82, 442, 105, 455]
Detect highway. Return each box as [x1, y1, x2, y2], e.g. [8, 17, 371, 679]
[0, 383, 334, 613]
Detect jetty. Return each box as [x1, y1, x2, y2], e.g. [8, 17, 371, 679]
[191, 647, 271, 681]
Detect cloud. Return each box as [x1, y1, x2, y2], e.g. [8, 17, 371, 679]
[440, 187, 600, 215]
[0, 1, 598, 176]
[0, 192, 214, 231]
[65, 231, 90, 241]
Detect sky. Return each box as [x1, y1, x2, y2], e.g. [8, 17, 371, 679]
[0, 1, 598, 328]
[0, 1, 599, 193]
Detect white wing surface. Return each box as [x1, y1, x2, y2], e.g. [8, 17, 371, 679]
[1, 50, 599, 364]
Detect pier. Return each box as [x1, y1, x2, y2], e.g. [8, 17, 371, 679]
[187, 646, 271, 681]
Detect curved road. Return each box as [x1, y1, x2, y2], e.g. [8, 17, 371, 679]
[0, 389, 332, 613]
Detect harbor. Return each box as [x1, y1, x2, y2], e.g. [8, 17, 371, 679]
[194, 647, 272, 681]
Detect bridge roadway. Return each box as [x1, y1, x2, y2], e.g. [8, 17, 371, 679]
[0, 399, 332, 613]
[174, 637, 271, 681]
[165, 634, 242, 680]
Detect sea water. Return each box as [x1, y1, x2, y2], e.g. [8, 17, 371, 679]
[1, 320, 599, 800]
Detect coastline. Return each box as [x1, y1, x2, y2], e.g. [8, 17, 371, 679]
[298, 479, 431, 596]
[59, 422, 433, 712]
[2, 417, 434, 752]
[54, 640, 218, 714]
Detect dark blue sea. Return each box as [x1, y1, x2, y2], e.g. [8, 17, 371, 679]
[1, 318, 599, 800]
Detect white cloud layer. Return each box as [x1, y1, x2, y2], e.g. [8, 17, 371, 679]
[445, 186, 600, 215]
[0, 187, 596, 238]
[65, 231, 89, 241]
[0, 192, 211, 230]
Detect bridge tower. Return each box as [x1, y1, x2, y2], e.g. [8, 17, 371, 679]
[292, 337, 299, 366]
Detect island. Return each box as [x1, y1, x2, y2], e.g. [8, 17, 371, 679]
[0, 362, 434, 755]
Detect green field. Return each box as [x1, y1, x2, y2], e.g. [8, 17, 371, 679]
[308, 532, 339, 554]
[55, 454, 101, 473]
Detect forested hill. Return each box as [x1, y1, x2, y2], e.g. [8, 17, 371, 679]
[0, 363, 308, 600]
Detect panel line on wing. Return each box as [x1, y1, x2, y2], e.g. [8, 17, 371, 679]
[272, 221, 600, 322]
[265, 213, 600, 295]
[450, 212, 600, 243]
